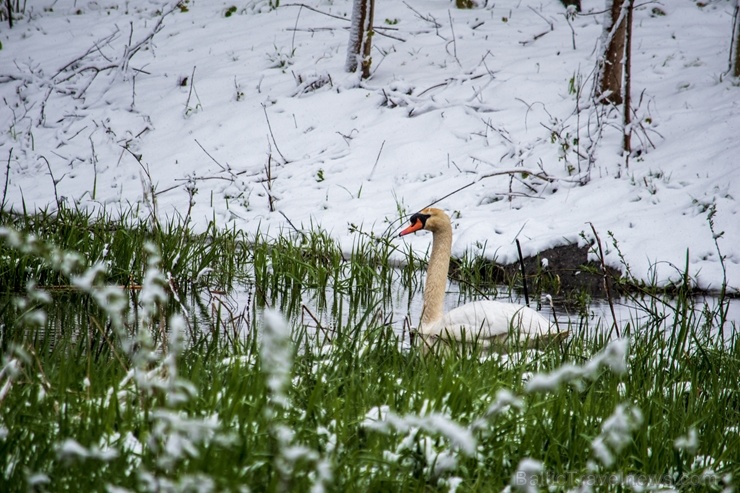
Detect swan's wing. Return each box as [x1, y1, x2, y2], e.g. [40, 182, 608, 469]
[423, 300, 567, 349]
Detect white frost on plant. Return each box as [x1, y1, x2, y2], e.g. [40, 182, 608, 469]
[616, 382, 627, 397]
[58, 438, 92, 458]
[364, 404, 390, 423]
[105, 485, 133, 493]
[309, 458, 333, 493]
[258, 312, 330, 493]
[440, 476, 464, 493]
[163, 314, 188, 402]
[362, 405, 476, 456]
[509, 458, 544, 493]
[26, 473, 50, 487]
[26, 280, 51, 304]
[674, 426, 699, 454]
[0, 358, 21, 403]
[362, 403, 476, 484]
[317, 423, 338, 454]
[128, 316, 198, 405]
[393, 431, 460, 478]
[147, 410, 228, 470]
[195, 266, 213, 282]
[71, 262, 107, 290]
[137, 470, 216, 493]
[138, 243, 169, 324]
[590, 403, 643, 468]
[525, 338, 629, 393]
[260, 309, 294, 410]
[471, 388, 524, 430]
[56, 438, 119, 462]
[24, 309, 47, 328]
[220, 354, 258, 367]
[69, 262, 127, 328]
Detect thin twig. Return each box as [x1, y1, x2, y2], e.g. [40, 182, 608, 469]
[546, 294, 563, 336]
[424, 168, 558, 210]
[1, 148, 12, 215]
[51, 3, 176, 99]
[89, 315, 129, 371]
[262, 104, 289, 163]
[264, 155, 275, 212]
[564, 9, 577, 50]
[447, 10, 460, 66]
[279, 210, 306, 240]
[120, 144, 160, 227]
[290, 4, 303, 53]
[589, 222, 620, 338]
[52, 30, 120, 79]
[402, 0, 441, 28]
[416, 81, 449, 97]
[184, 65, 197, 114]
[39, 156, 62, 209]
[283, 21, 405, 41]
[367, 140, 385, 181]
[301, 304, 333, 342]
[282, 2, 351, 22]
[515, 239, 530, 307]
[194, 139, 228, 172]
[528, 5, 554, 31]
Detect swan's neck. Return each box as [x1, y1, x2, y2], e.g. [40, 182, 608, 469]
[421, 226, 452, 328]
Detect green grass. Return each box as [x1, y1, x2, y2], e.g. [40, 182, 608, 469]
[0, 205, 249, 293]
[0, 208, 738, 492]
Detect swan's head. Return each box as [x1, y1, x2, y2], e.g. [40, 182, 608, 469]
[399, 207, 450, 236]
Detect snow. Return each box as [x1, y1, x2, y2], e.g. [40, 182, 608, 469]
[524, 337, 629, 393]
[674, 427, 699, 454]
[509, 457, 544, 493]
[0, 0, 738, 293]
[589, 403, 643, 469]
[261, 308, 293, 408]
[362, 404, 477, 456]
[56, 437, 120, 462]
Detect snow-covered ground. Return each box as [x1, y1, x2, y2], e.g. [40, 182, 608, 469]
[1, 0, 738, 293]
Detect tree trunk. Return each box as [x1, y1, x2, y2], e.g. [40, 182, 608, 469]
[345, 0, 375, 79]
[732, 0, 740, 77]
[360, 0, 375, 79]
[622, 0, 633, 165]
[598, 0, 627, 105]
[6, 0, 13, 28]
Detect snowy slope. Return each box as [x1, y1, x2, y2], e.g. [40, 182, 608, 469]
[0, 0, 738, 292]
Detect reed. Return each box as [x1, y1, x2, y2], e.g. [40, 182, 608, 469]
[0, 207, 737, 492]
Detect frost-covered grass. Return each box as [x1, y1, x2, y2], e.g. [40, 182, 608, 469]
[0, 205, 250, 292]
[0, 210, 738, 493]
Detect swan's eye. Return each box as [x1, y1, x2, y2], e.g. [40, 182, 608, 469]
[410, 213, 430, 226]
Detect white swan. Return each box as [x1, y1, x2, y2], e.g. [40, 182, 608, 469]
[399, 207, 568, 352]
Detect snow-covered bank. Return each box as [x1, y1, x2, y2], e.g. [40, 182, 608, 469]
[1, 0, 738, 292]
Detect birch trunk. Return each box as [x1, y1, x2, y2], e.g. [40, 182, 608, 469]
[345, 0, 374, 79]
[598, 0, 627, 105]
[622, 0, 633, 164]
[732, 0, 740, 77]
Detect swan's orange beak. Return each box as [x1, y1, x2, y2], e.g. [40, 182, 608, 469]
[399, 218, 424, 236]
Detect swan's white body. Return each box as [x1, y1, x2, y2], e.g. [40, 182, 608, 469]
[425, 300, 553, 344]
[400, 208, 567, 351]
